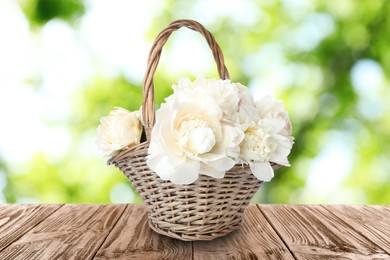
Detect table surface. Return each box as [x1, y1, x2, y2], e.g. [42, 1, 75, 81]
[0, 204, 389, 259]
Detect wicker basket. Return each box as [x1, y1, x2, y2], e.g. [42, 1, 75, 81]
[108, 19, 280, 241]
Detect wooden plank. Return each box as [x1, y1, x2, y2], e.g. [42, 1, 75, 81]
[94, 204, 193, 260]
[260, 205, 390, 260]
[0, 204, 126, 260]
[321, 205, 390, 254]
[0, 204, 62, 251]
[193, 205, 295, 260]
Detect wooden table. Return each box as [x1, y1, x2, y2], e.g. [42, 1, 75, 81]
[0, 204, 389, 259]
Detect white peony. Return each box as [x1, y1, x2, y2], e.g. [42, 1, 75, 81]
[239, 96, 294, 181]
[147, 100, 244, 185]
[96, 107, 142, 157]
[167, 77, 241, 122]
[255, 95, 293, 140]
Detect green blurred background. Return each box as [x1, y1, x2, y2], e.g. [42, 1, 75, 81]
[0, 0, 389, 204]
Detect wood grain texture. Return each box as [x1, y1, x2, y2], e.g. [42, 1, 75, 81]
[260, 205, 390, 260]
[0, 204, 126, 260]
[322, 205, 390, 254]
[193, 205, 295, 260]
[1, 204, 389, 259]
[94, 204, 192, 260]
[0, 204, 62, 251]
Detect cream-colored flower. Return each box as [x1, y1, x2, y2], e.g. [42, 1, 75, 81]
[167, 77, 241, 121]
[96, 107, 142, 157]
[255, 95, 293, 140]
[147, 101, 243, 185]
[239, 96, 294, 181]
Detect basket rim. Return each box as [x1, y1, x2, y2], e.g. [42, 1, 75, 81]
[108, 139, 282, 172]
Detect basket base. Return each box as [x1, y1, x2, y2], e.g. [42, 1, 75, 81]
[147, 218, 243, 241]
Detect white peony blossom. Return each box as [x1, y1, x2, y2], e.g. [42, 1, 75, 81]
[239, 96, 294, 182]
[255, 95, 293, 140]
[167, 77, 241, 122]
[96, 107, 142, 157]
[147, 100, 244, 185]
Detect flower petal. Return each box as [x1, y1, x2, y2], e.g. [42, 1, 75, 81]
[222, 123, 245, 148]
[146, 143, 164, 169]
[260, 118, 285, 133]
[195, 152, 224, 162]
[151, 156, 175, 181]
[169, 159, 201, 185]
[160, 120, 184, 163]
[269, 135, 293, 166]
[200, 163, 225, 178]
[207, 156, 236, 172]
[250, 161, 274, 181]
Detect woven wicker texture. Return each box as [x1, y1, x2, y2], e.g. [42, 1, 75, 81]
[109, 19, 280, 241]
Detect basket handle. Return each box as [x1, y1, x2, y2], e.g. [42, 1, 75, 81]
[141, 19, 230, 131]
